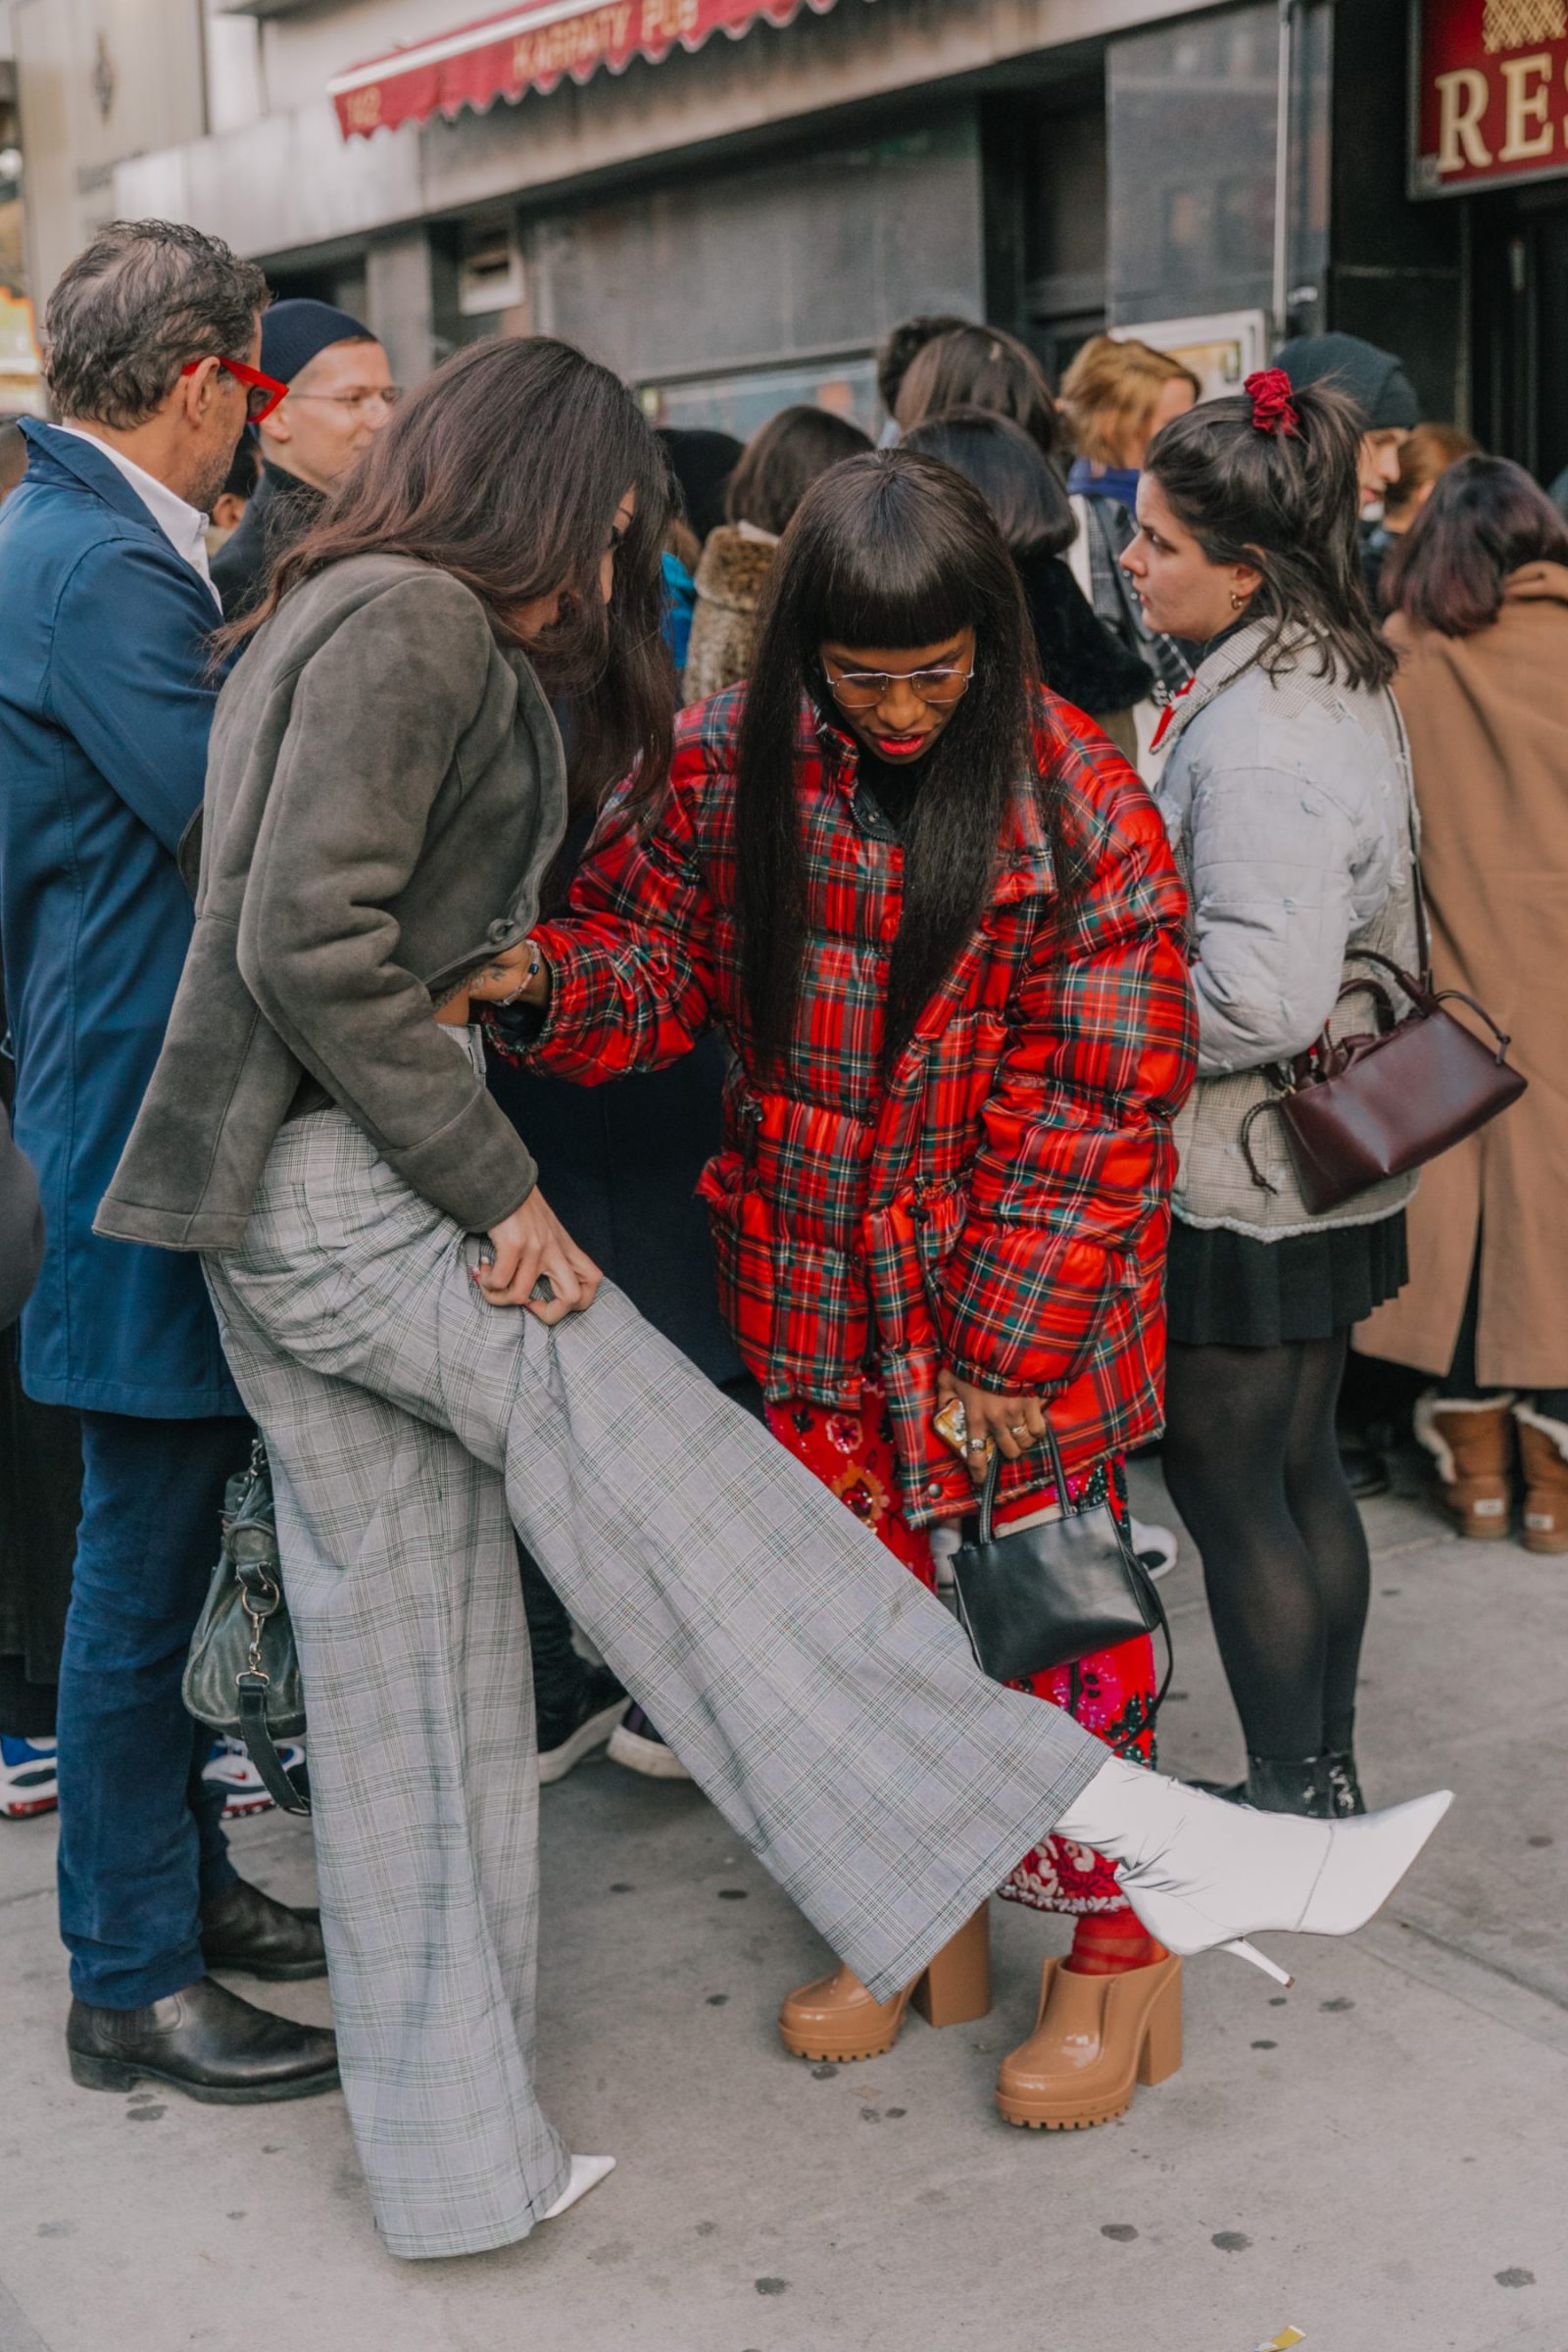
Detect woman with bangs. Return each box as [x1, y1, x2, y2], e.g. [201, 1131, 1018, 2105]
[489, 448, 1207, 2128]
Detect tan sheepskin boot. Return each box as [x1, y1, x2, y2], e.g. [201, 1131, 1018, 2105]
[1514, 1404, 1568, 1555]
[1413, 1392, 1517, 1540]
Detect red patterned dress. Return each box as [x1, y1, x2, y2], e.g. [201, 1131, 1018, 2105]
[764, 1381, 1155, 1914]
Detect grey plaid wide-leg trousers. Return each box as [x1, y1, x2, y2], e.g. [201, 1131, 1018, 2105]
[205, 1106, 1105, 2260]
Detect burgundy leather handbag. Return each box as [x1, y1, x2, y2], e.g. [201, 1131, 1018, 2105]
[1239, 710, 1527, 1216]
[1243, 951, 1527, 1214]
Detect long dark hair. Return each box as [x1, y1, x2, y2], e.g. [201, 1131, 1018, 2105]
[735, 448, 1034, 1074]
[1145, 380, 1396, 690]
[230, 336, 673, 806]
[901, 408, 1075, 561]
[725, 404, 873, 536]
[1383, 453, 1568, 636]
[894, 325, 1059, 462]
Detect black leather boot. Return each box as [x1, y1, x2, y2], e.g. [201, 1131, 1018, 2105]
[200, 1878, 327, 1982]
[1189, 1753, 1333, 1815]
[68, 1977, 338, 2103]
[1241, 1752, 1334, 1817]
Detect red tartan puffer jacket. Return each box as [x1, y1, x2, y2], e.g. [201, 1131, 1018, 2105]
[519, 687, 1197, 1525]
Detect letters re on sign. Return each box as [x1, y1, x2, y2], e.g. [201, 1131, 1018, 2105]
[1414, 0, 1568, 194]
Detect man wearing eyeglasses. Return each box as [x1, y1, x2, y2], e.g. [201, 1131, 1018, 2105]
[212, 298, 397, 621]
[0, 220, 337, 2109]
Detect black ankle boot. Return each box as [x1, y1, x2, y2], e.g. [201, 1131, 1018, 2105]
[1323, 1714, 1366, 1818]
[1241, 1752, 1334, 1817]
[1325, 1751, 1367, 1816]
[1188, 1753, 1334, 1815]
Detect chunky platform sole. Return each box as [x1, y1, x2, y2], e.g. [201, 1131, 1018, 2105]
[779, 1906, 991, 2062]
[997, 1956, 1182, 2131]
[68, 2046, 340, 2103]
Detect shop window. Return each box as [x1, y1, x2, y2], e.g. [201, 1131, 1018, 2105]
[640, 354, 878, 439]
[1107, 2, 1330, 332]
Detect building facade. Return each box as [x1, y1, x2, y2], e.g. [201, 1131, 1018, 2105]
[4, 0, 1561, 471]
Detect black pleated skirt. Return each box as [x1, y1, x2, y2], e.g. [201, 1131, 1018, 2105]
[1166, 1210, 1408, 1349]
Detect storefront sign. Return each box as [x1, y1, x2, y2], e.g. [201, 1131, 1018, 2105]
[329, 0, 851, 139]
[1413, 0, 1568, 195]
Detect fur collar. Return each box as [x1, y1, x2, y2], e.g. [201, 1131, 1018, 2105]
[693, 526, 777, 614]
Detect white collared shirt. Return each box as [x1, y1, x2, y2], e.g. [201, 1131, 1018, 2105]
[53, 422, 220, 609]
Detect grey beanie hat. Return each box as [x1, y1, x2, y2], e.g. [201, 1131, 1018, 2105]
[1274, 333, 1420, 432]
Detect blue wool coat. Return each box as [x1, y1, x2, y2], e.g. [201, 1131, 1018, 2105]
[0, 421, 241, 1416]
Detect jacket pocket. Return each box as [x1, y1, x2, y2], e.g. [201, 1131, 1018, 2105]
[703, 1150, 870, 1392]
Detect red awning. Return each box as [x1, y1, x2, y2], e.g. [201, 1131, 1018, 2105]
[329, 0, 847, 138]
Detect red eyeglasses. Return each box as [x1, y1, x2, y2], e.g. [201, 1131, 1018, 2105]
[179, 355, 290, 424]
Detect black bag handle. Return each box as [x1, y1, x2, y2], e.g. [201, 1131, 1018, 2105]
[237, 1676, 311, 1815]
[963, 1431, 1175, 1747]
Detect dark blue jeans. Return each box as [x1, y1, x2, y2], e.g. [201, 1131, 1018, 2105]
[57, 1412, 250, 2007]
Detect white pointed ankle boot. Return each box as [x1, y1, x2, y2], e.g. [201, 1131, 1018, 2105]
[541, 2154, 616, 2221]
[1054, 1757, 1451, 1982]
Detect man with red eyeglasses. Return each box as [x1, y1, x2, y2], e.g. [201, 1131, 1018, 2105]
[0, 220, 336, 2108]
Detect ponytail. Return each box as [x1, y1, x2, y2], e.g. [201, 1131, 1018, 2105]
[1144, 377, 1396, 691]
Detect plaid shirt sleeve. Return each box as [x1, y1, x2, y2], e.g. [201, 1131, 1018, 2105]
[517, 745, 720, 1086]
[937, 748, 1198, 1396]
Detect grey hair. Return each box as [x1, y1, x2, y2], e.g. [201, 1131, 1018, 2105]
[43, 219, 270, 430]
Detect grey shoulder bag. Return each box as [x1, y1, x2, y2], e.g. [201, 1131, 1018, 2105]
[182, 1438, 310, 1816]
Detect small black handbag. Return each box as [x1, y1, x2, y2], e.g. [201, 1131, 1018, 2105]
[182, 1438, 310, 1817]
[950, 1420, 1171, 1728]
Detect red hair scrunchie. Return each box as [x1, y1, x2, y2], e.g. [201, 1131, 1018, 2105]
[1245, 368, 1301, 438]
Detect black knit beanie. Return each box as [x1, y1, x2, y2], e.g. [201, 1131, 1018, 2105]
[261, 299, 377, 386]
[1274, 333, 1421, 431]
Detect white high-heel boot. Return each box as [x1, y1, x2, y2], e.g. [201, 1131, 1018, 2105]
[541, 2155, 616, 2221]
[1055, 1757, 1451, 1984]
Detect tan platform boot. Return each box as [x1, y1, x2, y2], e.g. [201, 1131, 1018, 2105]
[996, 1952, 1182, 2131]
[777, 1905, 991, 2063]
[1414, 1392, 1516, 1540]
[1514, 1405, 1568, 1554]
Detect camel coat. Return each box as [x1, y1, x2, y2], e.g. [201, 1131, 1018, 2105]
[1358, 564, 1568, 1388]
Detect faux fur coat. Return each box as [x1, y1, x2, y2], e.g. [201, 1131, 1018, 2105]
[682, 526, 776, 706]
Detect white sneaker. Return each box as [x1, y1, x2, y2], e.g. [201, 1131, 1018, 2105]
[541, 2155, 616, 2221]
[1055, 1754, 1452, 1982]
[0, 1735, 58, 1820]
[1130, 1517, 1178, 1581]
[202, 1734, 308, 1819]
[607, 1705, 692, 1783]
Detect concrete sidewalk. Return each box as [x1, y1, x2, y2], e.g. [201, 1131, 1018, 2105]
[1, 1457, 1563, 2352]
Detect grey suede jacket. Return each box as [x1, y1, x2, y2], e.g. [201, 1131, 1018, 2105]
[98, 554, 567, 1251]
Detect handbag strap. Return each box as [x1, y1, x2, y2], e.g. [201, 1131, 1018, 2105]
[1384, 689, 1433, 988]
[236, 1675, 311, 1816]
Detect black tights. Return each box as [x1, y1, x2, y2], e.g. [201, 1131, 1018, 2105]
[1161, 1330, 1368, 1760]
